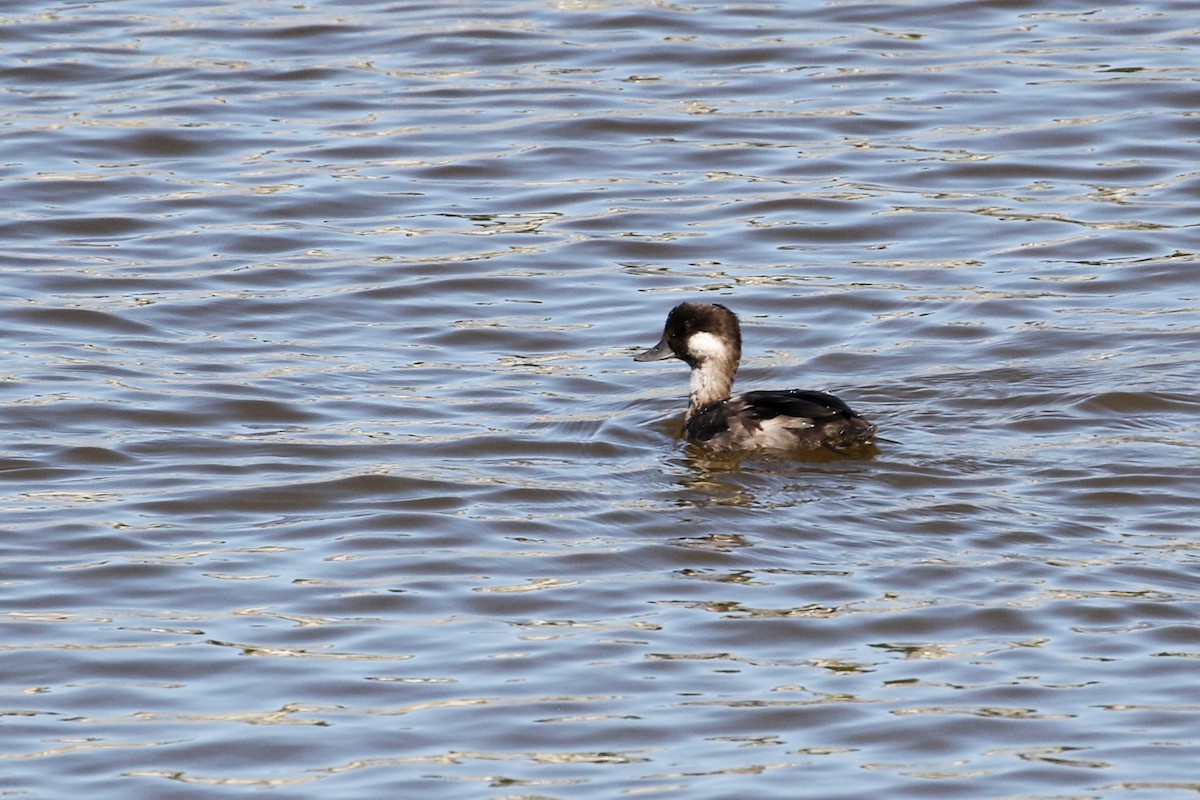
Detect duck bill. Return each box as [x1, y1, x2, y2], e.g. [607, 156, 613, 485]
[634, 336, 675, 362]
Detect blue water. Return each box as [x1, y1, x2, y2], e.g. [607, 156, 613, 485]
[1, 1, 1198, 797]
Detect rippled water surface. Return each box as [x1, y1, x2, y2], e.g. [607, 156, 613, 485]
[2, 1, 1199, 797]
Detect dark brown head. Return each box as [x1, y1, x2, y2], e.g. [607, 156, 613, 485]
[634, 302, 743, 370]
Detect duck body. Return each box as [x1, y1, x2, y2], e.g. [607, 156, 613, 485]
[635, 302, 877, 452]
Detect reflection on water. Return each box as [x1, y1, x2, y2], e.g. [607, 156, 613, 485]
[1, 0, 1199, 797]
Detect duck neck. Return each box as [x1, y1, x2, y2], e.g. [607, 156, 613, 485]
[687, 358, 735, 417]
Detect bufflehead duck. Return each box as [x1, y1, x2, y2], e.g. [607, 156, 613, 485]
[635, 302, 877, 452]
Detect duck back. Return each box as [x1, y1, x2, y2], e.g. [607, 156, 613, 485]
[686, 389, 876, 452]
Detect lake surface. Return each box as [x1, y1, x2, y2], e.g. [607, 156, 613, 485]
[2, 1, 1198, 797]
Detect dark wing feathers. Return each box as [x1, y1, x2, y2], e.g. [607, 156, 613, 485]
[684, 390, 876, 450]
[739, 389, 856, 421]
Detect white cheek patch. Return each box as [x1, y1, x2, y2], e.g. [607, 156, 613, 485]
[686, 331, 728, 362]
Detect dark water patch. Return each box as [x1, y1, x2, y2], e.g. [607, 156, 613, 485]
[1075, 390, 1199, 417]
[54, 445, 133, 466]
[104, 129, 228, 160]
[206, 398, 323, 425]
[0, 464, 81, 484]
[8, 305, 163, 336]
[135, 472, 469, 518]
[0, 61, 108, 87]
[0, 457, 50, 475]
[2, 397, 317, 437]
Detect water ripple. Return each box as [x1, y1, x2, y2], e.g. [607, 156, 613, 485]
[2, 0, 1199, 797]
